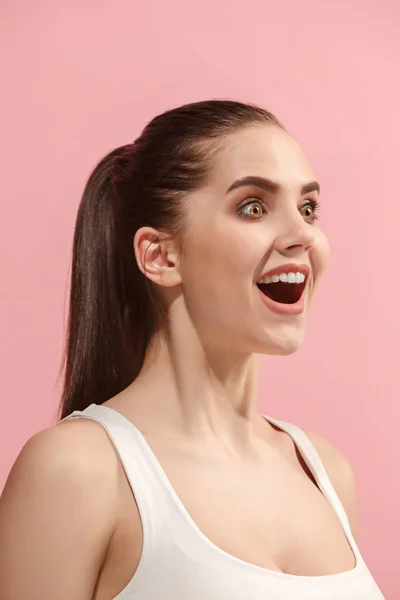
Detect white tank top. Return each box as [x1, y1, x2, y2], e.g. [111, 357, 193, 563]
[61, 403, 385, 599]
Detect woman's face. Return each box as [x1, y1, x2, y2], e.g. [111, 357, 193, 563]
[178, 123, 330, 356]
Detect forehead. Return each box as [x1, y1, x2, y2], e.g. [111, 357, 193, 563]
[210, 124, 316, 190]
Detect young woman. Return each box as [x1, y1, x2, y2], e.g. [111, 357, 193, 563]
[0, 100, 385, 599]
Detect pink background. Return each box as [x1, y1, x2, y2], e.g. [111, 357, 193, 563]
[1, 1, 399, 597]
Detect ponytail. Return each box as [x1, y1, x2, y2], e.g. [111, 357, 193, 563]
[58, 146, 155, 420]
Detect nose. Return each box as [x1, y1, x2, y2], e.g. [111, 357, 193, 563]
[273, 216, 316, 256]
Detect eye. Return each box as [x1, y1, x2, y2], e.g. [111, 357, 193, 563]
[300, 199, 320, 222]
[237, 199, 266, 220]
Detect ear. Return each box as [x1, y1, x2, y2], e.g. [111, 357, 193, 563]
[133, 226, 182, 288]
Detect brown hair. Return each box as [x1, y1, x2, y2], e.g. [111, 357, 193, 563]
[58, 99, 283, 420]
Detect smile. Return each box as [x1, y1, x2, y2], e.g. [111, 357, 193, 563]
[256, 263, 310, 315]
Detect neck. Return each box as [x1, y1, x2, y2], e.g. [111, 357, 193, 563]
[123, 327, 263, 445]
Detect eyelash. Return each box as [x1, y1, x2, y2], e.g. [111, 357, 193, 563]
[237, 198, 321, 222]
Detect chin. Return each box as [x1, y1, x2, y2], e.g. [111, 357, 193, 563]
[272, 341, 303, 356]
[258, 327, 306, 356]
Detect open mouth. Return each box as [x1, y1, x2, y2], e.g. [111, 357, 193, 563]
[256, 270, 308, 305]
[257, 280, 306, 304]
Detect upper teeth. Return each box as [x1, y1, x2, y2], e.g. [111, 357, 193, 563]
[258, 271, 306, 284]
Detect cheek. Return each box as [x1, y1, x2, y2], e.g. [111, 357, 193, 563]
[180, 226, 260, 318]
[186, 218, 260, 279]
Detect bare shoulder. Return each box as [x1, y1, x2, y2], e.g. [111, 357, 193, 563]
[21, 416, 122, 491]
[0, 417, 121, 599]
[304, 430, 359, 543]
[3, 415, 121, 500]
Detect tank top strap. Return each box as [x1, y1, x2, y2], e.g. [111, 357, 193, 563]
[262, 414, 362, 564]
[59, 403, 179, 547]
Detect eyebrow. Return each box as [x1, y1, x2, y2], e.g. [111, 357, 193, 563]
[226, 176, 320, 196]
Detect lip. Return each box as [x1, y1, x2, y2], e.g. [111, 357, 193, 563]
[256, 263, 310, 316]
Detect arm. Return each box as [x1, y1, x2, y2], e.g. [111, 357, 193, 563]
[305, 430, 359, 544]
[0, 419, 119, 600]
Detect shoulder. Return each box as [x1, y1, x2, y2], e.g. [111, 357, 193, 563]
[0, 418, 121, 598]
[304, 430, 359, 543]
[2, 417, 121, 536]
[27, 416, 122, 482]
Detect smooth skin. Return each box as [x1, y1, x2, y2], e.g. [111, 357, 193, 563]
[0, 124, 359, 600]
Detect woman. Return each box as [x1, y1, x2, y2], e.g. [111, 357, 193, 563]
[0, 100, 385, 599]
